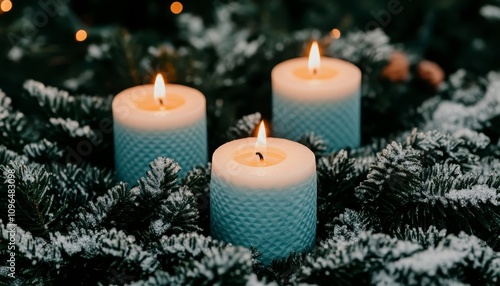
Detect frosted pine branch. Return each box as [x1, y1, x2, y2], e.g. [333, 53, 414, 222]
[136, 157, 180, 199]
[23, 139, 64, 162]
[226, 112, 261, 140]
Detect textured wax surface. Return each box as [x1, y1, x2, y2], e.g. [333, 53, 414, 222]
[114, 118, 207, 186]
[272, 90, 360, 150]
[210, 172, 317, 265]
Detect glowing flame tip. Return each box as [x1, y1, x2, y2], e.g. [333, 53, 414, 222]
[308, 41, 321, 75]
[154, 74, 166, 105]
[255, 121, 267, 150]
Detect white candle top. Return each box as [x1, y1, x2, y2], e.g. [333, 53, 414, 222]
[112, 84, 206, 130]
[272, 57, 362, 101]
[212, 137, 316, 189]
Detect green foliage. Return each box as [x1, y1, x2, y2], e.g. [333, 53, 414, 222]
[70, 183, 138, 231]
[298, 132, 329, 157]
[296, 231, 500, 286]
[372, 233, 500, 286]
[316, 151, 361, 239]
[0, 145, 26, 166]
[392, 226, 447, 248]
[0, 161, 63, 237]
[181, 164, 212, 234]
[23, 80, 112, 126]
[226, 112, 262, 141]
[133, 158, 201, 240]
[406, 129, 488, 170]
[142, 233, 255, 285]
[1, 0, 500, 284]
[324, 209, 373, 248]
[355, 142, 423, 218]
[295, 232, 421, 285]
[392, 164, 500, 247]
[22, 139, 64, 163]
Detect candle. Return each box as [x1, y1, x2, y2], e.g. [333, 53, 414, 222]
[210, 122, 317, 264]
[272, 41, 362, 150]
[113, 74, 207, 186]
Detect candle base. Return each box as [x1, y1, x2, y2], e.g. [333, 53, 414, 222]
[272, 89, 361, 150]
[114, 118, 207, 186]
[210, 172, 316, 265]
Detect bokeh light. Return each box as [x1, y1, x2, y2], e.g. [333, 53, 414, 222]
[1, 0, 13, 13]
[170, 2, 183, 14]
[330, 28, 341, 39]
[75, 29, 88, 42]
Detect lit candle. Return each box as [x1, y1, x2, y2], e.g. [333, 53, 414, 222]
[272, 41, 362, 150]
[113, 74, 207, 186]
[210, 122, 317, 264]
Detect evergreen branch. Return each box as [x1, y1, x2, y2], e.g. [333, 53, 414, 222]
[324, 209, 373, 249]
[0, 161, 62, 237]
[136, 158, 180, 201]
[181, 164, 211, 234]
[1, 223, 158, 284]
[406, 129, 485, 170]
[168, 244, 253, 286]
[0, 145, 27, 166]
[372, 233, 500, 285]
[149, 186, 201, 238]
[127, 270, 177, 286]
[155, 233, 225, 264]
[316, 150, 362, 239]
[0, 111, 33, 151]
[48, 117, 101, 142]
[327, 29, 394, 68]
[0, 89, 12, 112]
[70, 183, 139, 231]
[23, 80, 112, 126]
[295, 233, 422, 285]
[45, 163, 116, 225]
[392, 226, 448, 248]
[390, 164, 500, 243]
[254, 251, 307, 285]
[22, 139, 64, 163]
[226, 112, 261, 141]
[133, 158, 200, 240]
[297, 133, 329, 158]
[355, 142, 423, 218]
[426, 71, 500, 133]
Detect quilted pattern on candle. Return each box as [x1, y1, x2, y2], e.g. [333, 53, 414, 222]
[114, 118, 207, 187]
[210, 173, 317, 265]
[272, 90, 360, 150]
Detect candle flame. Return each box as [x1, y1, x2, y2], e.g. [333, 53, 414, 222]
[308, 41, 321, 75]
[255, 121, 267, 151]
[154, 74, 166, 106]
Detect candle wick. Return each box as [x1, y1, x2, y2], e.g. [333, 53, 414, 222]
[313, 68, 318, 76]
[158, 98, 164, 106]
[255, 152, 264, 162]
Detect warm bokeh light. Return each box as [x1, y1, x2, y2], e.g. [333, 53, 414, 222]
[255, 121, 267, 151]
[1, 0, 13, 13]
[308, 41, 321, 75]
[330, 28, 341, 39]
[170, 1, 183, 14]
[75, 29, 88, 42]
[154, 74, 167, 105]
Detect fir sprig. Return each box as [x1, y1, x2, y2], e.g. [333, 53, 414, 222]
[355, 142, 423, 218]
[0, 161, 63, 237]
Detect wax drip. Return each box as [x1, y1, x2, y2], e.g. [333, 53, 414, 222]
[255, 152, 264, 162]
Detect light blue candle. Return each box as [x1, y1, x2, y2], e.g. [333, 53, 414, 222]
[210, 135, 316, 265]
[272, 53, 362, 150]
[112, 80, 207, 186]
